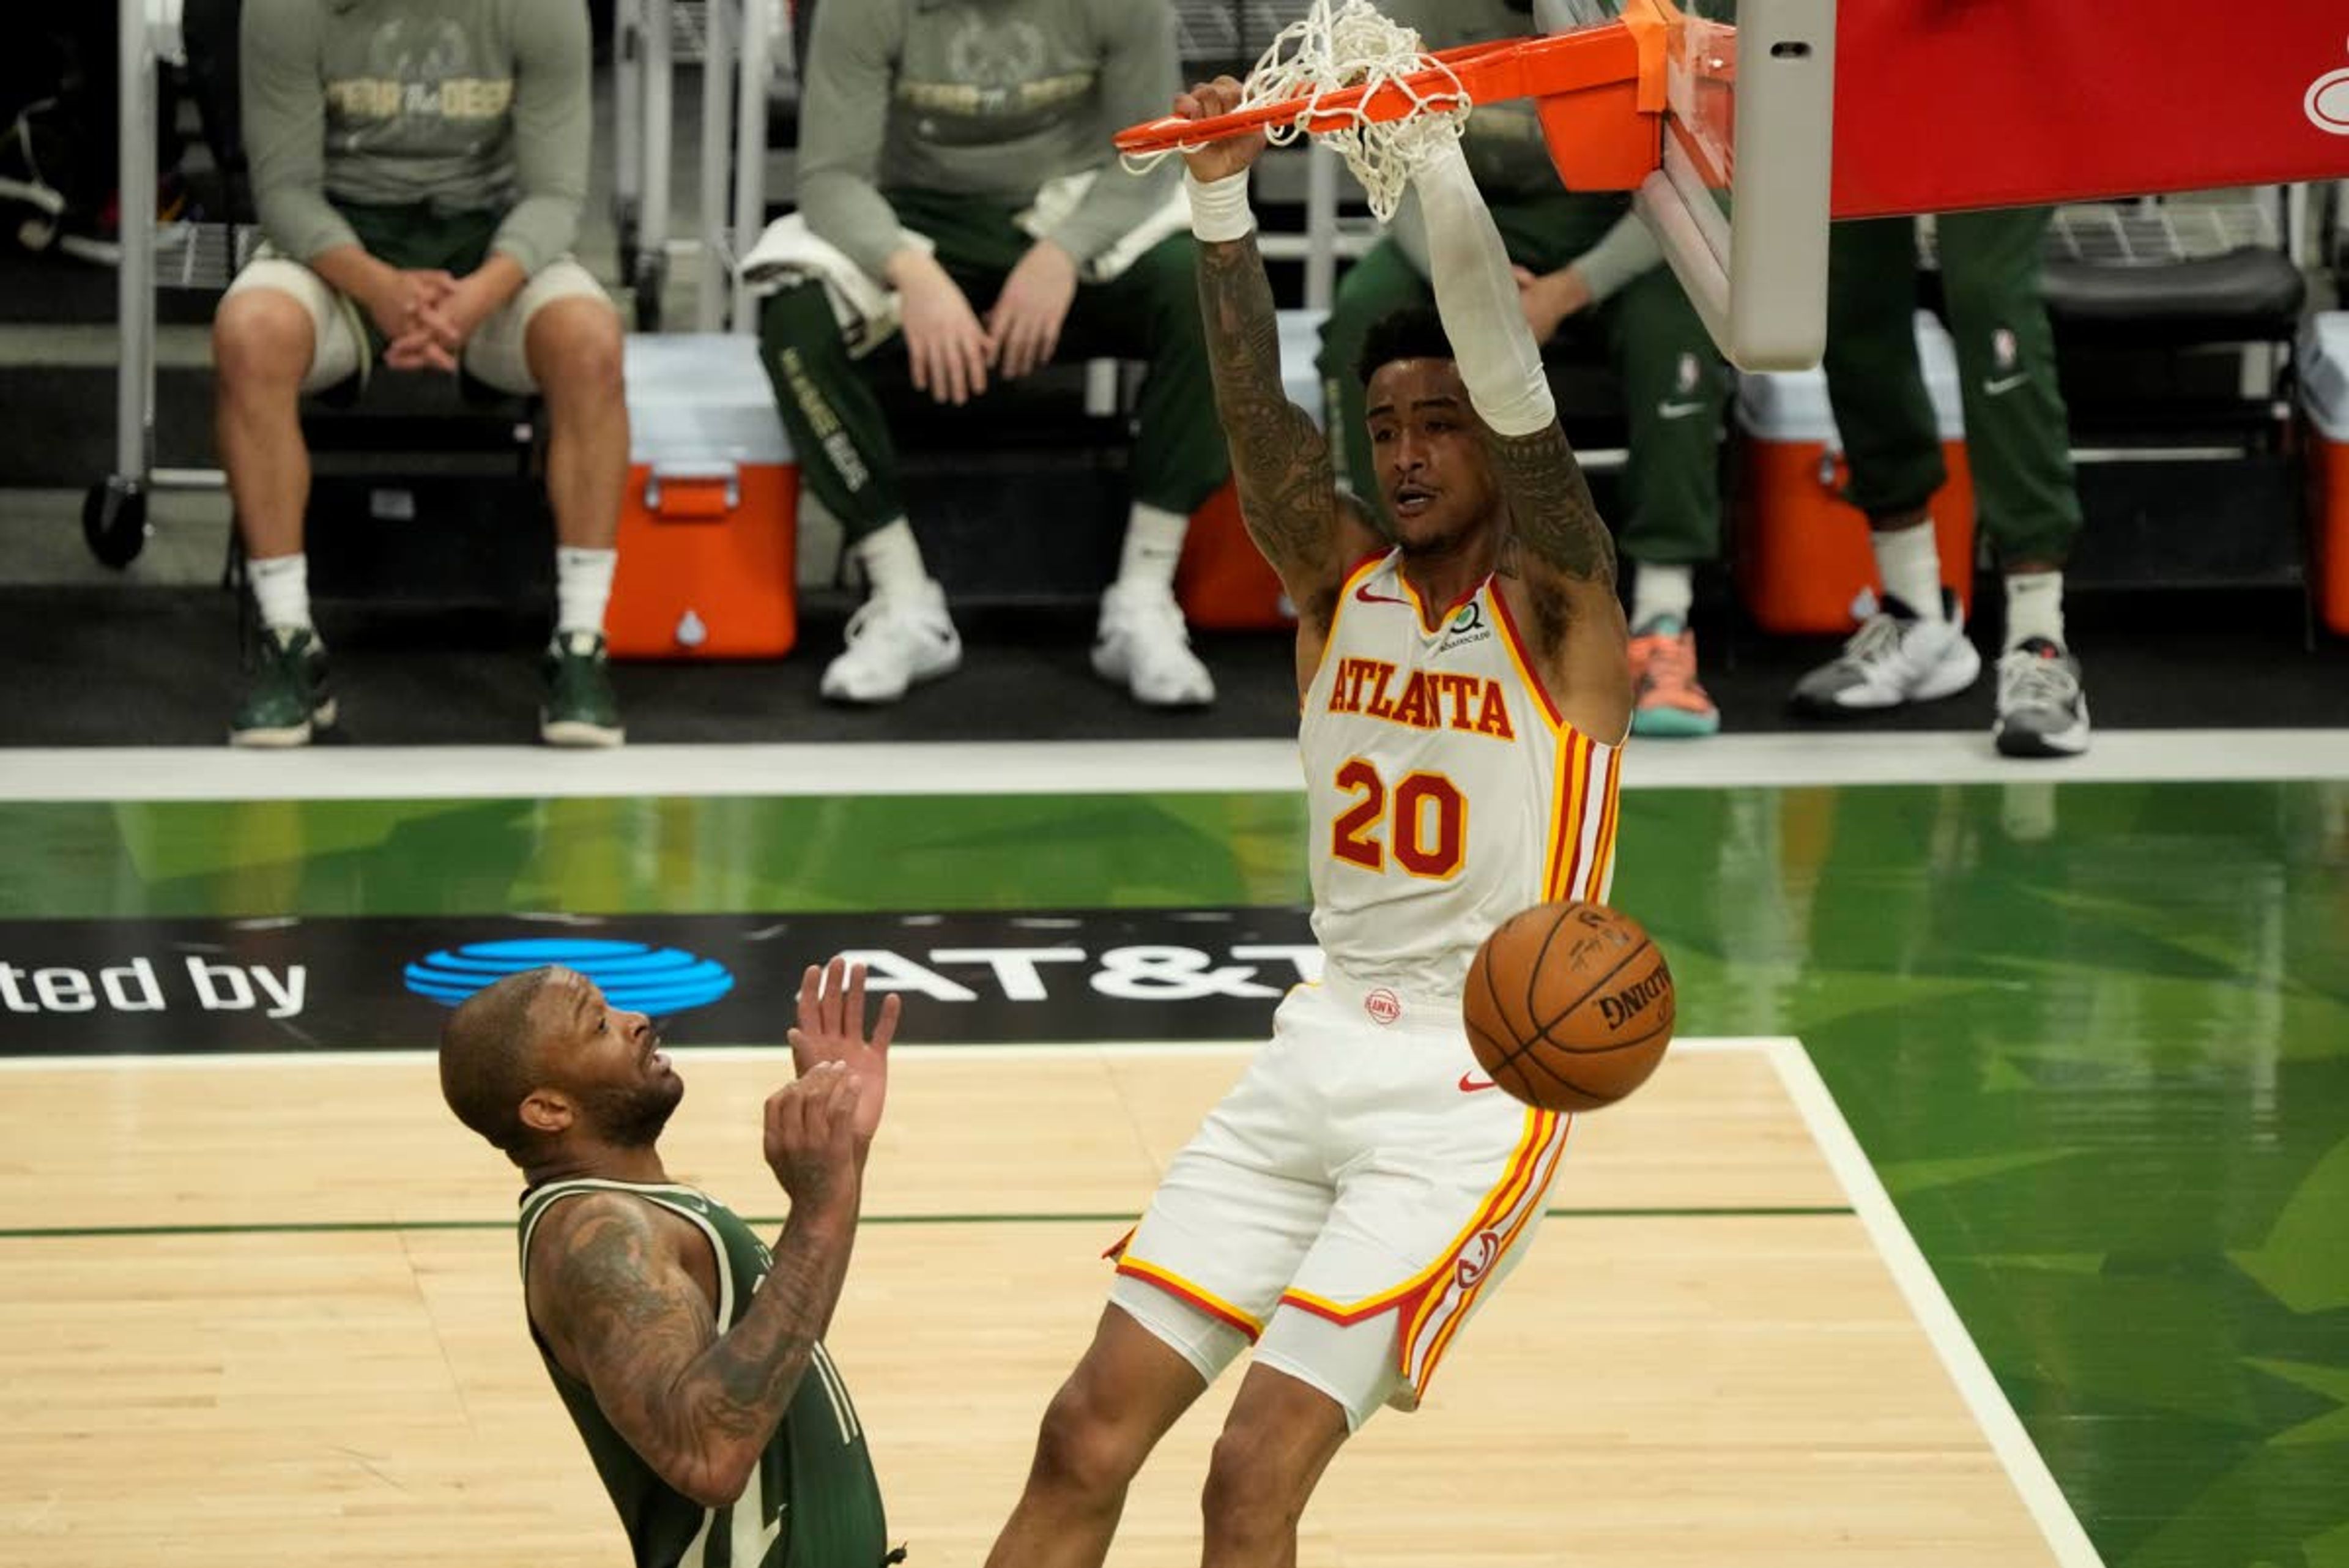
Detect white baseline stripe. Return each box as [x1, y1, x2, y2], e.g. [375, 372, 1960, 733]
[2, 730, 2345, 802]
[0, 1036, 1780, 1072]
[1764, 1038, 2105, 1567]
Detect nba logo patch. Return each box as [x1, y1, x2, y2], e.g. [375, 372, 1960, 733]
[1992, 328, 2018, 371]
[1675, 352, 1699, 395]
[1365, 987, 1403, 1025]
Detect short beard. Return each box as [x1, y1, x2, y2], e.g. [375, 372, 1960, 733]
[1394, 518, 1484, 561]
[581, 1074, 684, 1148]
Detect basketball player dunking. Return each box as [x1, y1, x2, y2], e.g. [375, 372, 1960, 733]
[984, 78, 1634, 1567]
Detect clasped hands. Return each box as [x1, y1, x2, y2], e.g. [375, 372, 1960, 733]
[365, 268, 497, 374]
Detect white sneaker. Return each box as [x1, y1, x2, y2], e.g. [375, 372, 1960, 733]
[820, 581, 962, 704]
[1993, 638, 2091, 757]
[1791, 590, 1982, 714]
[1093, 584, 1215, 707]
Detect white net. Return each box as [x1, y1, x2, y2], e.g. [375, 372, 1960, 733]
[1133, 0, 1472, 222]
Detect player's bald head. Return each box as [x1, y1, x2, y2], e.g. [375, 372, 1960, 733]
[439, 967, 562, 1154]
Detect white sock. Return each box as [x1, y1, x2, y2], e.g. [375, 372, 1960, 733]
[854, 517, 929, 604]
[1116, 502, 1190, 600]
[1869, 521, 1945, 623]
[248, 552, 311, 633]
[555, 546, 618, 637]
[2003, 570, 2066, 652]
[1629, 562, 1693, 633]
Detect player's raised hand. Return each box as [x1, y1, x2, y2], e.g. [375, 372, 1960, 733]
[762, 1063, 863, 1222]
[1173, 77, 1267, 184]
[787, 957, 897, 1145]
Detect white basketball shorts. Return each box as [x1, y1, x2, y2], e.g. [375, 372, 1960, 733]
[1109, 969, 1572, 1429]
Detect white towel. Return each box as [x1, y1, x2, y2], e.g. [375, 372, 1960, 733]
[739, 172, 1193, 358]
[738, 215, 933, 358]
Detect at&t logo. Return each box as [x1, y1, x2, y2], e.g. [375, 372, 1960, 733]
[404, 937, 735, 1014]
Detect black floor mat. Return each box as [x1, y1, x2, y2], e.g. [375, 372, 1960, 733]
[4, 584, 2344, 748]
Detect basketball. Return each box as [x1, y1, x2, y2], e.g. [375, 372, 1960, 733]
[1463, 902, 1674, 1112]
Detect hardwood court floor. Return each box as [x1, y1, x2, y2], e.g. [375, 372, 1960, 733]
[0, 1041, 2074, 1567]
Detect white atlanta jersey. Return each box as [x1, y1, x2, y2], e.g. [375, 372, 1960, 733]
[1301, 549, 1624, 998]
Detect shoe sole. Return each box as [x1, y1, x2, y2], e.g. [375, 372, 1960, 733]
[1632, 707, 1721, 739]
[820, 648, 962, 705]
[1130, 686, 1216, 708]
[229, 697, 336, 748]
[541, 717, 626, 748]
[1093, 647, 1215, 708]
[1995, 718, 2091, 758]
[1792, 646, 1983, 715]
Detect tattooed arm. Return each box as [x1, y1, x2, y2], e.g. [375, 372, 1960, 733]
[1195, 232, 1346, 600]
[1176, 80, 1376, 641]
[527, 1191, 856, 1507]
[1485, 422, 1617, 592]
[525, 1066, 868, 1508]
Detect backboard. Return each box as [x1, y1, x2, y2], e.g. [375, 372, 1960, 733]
[1537, 0, 1835, 371]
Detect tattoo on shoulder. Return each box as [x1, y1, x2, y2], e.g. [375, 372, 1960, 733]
[1487, 422, 1616, 589]
[547, 1199, 696, 1348]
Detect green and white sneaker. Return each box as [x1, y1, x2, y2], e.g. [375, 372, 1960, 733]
[541, 630, 625, 748]
[229, 626, 335, 748]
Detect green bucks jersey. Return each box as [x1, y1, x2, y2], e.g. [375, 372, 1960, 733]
[518, 1179, 894, 1567]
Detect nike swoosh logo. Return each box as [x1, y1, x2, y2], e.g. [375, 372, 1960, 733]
[1356, 584, 1409, 605]
[1458, 1072, 1499, 1093]
[1981, 374, 2028, 395]
[1657, 399, 1707, 419]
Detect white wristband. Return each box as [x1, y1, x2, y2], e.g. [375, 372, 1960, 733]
[1184, 169, 1254, 244]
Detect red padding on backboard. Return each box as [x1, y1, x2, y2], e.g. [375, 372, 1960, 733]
[1831, 2, 2349, 218]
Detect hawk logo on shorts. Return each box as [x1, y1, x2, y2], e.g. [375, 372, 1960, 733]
[1455, 1230, 1502, 1288]
[1365, 987, 1403, 1025]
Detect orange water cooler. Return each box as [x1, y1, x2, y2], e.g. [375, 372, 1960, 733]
[607, 335, 800, 659]
[1734, 313, 1976, 634]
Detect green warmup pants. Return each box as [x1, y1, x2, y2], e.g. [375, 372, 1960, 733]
[1315, 190, 1727, 568]
[757, 185, 1230, 543]
[1824, 206, 2082, 567]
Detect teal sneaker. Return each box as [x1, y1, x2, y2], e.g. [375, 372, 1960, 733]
[229, 625, 335, 747]
[1628, 617, 1721, 738]
[541, 630, 625, 747]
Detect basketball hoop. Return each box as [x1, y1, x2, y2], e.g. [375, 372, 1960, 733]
[1115, 0, 1850, 374]
[1118, 0, 1468, 220]
[1117, 0, 1674, 220]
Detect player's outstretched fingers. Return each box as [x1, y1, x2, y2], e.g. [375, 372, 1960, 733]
[822, 954, 850, 1034]
[823, 1069, 863, 1159]
[867, 989, 902, 1055]
[762, 1082, 803, 1173]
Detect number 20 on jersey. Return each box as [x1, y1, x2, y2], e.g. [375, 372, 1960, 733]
[1331, 757, 1466, 879]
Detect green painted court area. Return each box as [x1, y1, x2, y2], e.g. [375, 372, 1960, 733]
[4, 778, 2345, 1567]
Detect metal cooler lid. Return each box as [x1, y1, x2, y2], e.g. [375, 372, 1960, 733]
[1734, 311, 1967, 446]
[623, 333, 794, 465]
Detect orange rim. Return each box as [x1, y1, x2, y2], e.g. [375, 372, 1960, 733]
[1115, 16, 1671, 160]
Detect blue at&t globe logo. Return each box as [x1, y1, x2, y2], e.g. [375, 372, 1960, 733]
[404, 938, 735, 1015]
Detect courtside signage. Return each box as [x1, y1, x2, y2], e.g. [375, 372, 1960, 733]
[0, 908, 1321, 1055]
